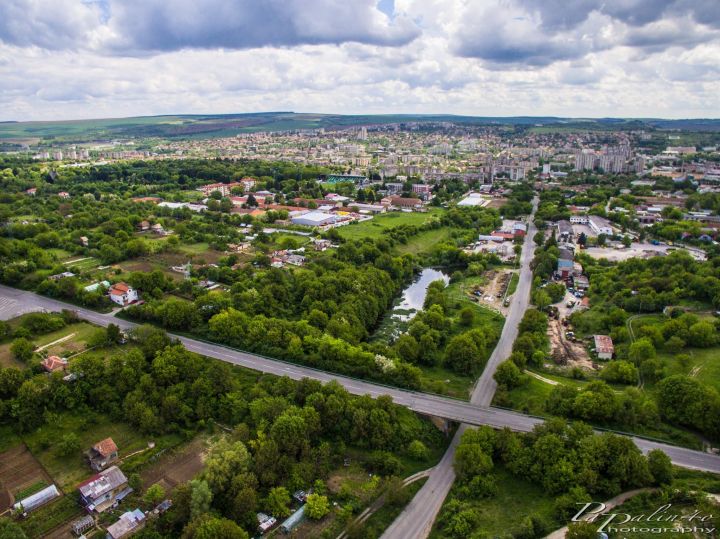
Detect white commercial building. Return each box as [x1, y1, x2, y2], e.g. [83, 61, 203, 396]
[588, 216, 613, 236]
[290, 211, 338, 227]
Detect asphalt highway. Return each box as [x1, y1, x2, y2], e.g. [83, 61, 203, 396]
[381, 198, 540, 539]
[0, 248, 719, 539]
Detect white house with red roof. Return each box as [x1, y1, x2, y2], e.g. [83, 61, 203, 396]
[108, 283, 138, 306]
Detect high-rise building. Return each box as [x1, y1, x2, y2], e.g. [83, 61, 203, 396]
[574, 149, 596, 171]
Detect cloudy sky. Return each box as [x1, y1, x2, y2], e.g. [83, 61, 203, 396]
[1, 0, 718, 121]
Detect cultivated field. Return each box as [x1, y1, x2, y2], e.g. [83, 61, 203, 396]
[0, 444, 55, 511]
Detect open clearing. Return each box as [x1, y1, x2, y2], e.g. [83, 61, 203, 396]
[547, 318, 594, 370]
[452, 269, 515, 315]
[395, 227, 457, 256]
[584, 243, 706, 262]
[140, 435, 209, 493]
[337, 209, 443, 241]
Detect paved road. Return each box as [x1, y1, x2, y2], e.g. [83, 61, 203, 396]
[381, 198, 540, 539]
[1, 277, 720, 481]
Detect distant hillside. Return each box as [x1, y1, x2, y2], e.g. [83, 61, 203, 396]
[1, 112, 719, 143]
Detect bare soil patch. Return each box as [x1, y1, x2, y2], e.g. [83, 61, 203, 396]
[547, 318, 595, 370]
[140, 436, 209, 492]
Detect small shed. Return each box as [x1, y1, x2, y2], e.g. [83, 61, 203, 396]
[71, 515, 94, 536]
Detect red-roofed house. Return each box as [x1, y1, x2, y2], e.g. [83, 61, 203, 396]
[42, 355, 68, 373]
[108, 283, 139, 307]
[86, 437, 119, 471]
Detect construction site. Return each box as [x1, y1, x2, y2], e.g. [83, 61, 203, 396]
[468, 269, 514, 315]
[546, 309, 596, 371]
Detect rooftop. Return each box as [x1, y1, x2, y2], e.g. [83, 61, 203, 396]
[78, 466, 128, 500]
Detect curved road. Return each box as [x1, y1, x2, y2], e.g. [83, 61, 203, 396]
[380, 198, 540, 539]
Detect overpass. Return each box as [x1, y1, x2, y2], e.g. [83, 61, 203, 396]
[0, 284, 719, 483]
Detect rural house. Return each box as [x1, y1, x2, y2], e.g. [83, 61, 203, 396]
[86, 437, 119, 471]
[108, 283, 139, 307]
[42, 355, 68, 373]
[106, 508, 146, 539]
[594, 335, 614, 360]
[78, 465, 131, 513]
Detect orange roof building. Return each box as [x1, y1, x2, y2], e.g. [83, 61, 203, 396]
[42, 355, 68, 372]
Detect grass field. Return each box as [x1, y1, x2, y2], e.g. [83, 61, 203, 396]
[268, 232, 312, 249]
[0, 342, 24, 368]
[0, 425, 23, 453]
[395, 227, 458, 256]
[32, 322, 98, 356]
[63, 257, 101, 272]
[179, 242, 211, 254]
[46, 249, 72, 261]
[430, 466, 559, 538]
[337, 209, 443, 241]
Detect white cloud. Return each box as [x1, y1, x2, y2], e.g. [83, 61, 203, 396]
[0, 0, 718, 120]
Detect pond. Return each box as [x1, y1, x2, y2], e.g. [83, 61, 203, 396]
[371, 268, 450, 342]
[395, 268, 450, 320]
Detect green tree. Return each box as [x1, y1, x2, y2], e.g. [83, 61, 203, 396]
[203, 441, 251, 494]
[407, 439, 429, 461]
[600, 361, 639, 384]
[566, 522, 599, 539]
[532, 289, 551, 311]
[10, 338, 33, 362]
[647, 449, 673, 485]
[266, 487, 291, 518]
[106, 323, 122, 344]
[445, 333, 483, 374]
[57, 432, 80, 456]
[459, 307, 475, 327]
[454, 443, 493, 482]
[628, 338, 656, 364]
[494, 360, 522, 388]
[305, 493, 330, 519]
[190, 479, 212, 520]
[144, 483, 166, 507]
[183, 515, 249, 539]
[688, 321, 718, 347]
